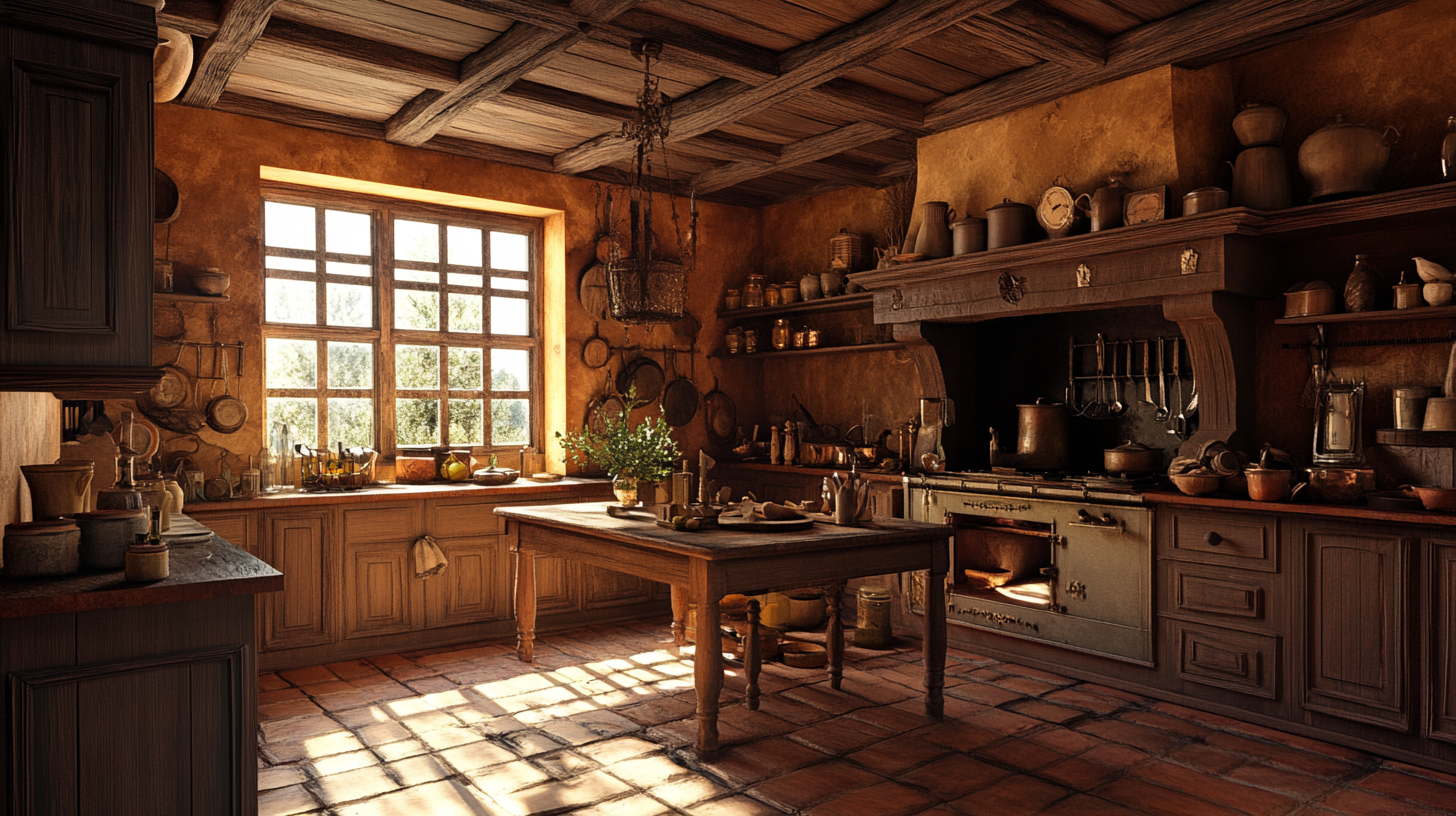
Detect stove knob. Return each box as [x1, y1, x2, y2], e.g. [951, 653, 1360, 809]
[1204, 531, 1223, 547]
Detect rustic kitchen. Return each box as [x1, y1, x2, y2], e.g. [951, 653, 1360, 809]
[3, 0, 1456, 813]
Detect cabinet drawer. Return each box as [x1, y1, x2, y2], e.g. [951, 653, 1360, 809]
[432, 501, 505, 539]
[1162, 510, 1277, 571]
[1159, 562, 1273, 628]
[343, 504, 418, 544]
[1172, 620, 1278, 699]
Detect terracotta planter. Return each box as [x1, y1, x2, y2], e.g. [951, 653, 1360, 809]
[21, 462, 93, 519]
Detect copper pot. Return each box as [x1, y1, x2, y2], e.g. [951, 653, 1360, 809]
[992, 399, 1069, 471]
[1103, 441, 1162, 475]
[1298, 116, 1400, 200]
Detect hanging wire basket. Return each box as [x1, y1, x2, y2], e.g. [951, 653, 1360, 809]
[607, 257, 685, 325]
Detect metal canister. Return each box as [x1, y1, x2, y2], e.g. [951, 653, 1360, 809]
[1395, 386, 1439, 430]
[951, 216, 987, 255]
[986, 199, 1036, 249]
[854, 585, 894, 648]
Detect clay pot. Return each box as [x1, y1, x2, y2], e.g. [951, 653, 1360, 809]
[785, 592, 826, 630]
[1424, 398, 1456, 431]
[1232, 102, 1288, 147]
[21, 462, 94, 519]
[4, 521, 80, 577]
[798, 274, 822, 301]
[819, 270, 843, 298]
[986, 199, 1036, 249]
[1231, 146, 1292, 210]
[1425, 282, 1454, 306]
[153, 26, 194, 104]
[1298, 116, 1400, 200]
[913, 202, 955, 259]
[192, 268, 231, 296]
[74, 509, 149, 570]
[1245, 468, 1292, 502]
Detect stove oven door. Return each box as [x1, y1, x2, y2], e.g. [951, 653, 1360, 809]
[1055, 504, 1153, 658]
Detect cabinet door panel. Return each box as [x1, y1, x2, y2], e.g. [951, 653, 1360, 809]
[1302, 525, 1410, 732]
[427, 537, 509, 628]
[1430, 540, 1456, 744]
[263, 513, 333, 650]
[345, 543, 413, 639]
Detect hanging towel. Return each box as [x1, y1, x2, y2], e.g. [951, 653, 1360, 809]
[412, 534, 447, 578]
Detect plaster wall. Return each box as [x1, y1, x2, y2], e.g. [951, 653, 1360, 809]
[0, 392, 60, 526]
[146, 104, 759, 478]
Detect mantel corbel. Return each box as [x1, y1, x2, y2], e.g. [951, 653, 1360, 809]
[1162, 291, 1256, 459]
[892, 322, 948, 466]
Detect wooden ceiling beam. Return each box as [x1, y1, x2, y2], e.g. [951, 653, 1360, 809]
[691, 122, 896, 193]
[554, 0, 1015, 176]
[177, 0, 283, 108]
[958, 1, 1106, 68]
[924, 0, 1414, 133]
[808, 79, 929, 135]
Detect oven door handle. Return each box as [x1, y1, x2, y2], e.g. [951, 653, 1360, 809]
[1066, 510, 1125, 533]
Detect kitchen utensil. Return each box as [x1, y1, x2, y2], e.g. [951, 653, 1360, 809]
[205, 350, 248, 434]
[780, 640, 828, 668]
[1232, 102, 1288, 146]
[1313, 378, 1364, 464]
[986, 199, 1036, 249]
[154, 168, 180, 224]
[1104, 441, 1162, 475]
[141, 345, 192, 412]
[1304, 467, 1375, 503]
[1283, 282, 1337, 317]
[1423, 397, 1456, 431]
[913, 201, 954, 258]
[1394, 282, 1423, 309]
[112, 412, 160, 461]
[1230, 145, 1292, 210]
[1366, 490, 1424, 512]
[1245, 468, 1292, 502]
[1405, 485, 1456, 512]
[1394, 386, 1439, 430]
[1155, 338, 1169, 421]
[990, 399, 1069, 472]
[4, 521, 80, 577]
[616, 350, 664, 403]
[1089, 334, 1109, 418]
[1426, 282, 1454, 306]
[1079, 178, 1129, 232]
[1125, 343, 1135, 414]
[1170, 472, 1220, 496]
[1108, 338, 1124, 415]
[153, 301, 185, 340]
[1298, 115, 1399, 200]
[1066, 336, 1084, 416]
[1182, 186, 1229, 215]
[154, 25, 193, 103]
[951, 217, 987, 255]
[829, 228, 866, 272]
[191, 267, 230, 296]
[21, 462, 94, 519]
[579, 264, 609, 320]
[472, 465, 521, 486]
[1142, 340, 1154, 406]
[703, 378, 737, 445]
[661, 349, 699, 427]
[582, 322, 611, 368]
[1170, 338, 1186, 437]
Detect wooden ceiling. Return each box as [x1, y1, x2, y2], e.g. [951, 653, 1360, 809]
[159, 0, 1413, 208]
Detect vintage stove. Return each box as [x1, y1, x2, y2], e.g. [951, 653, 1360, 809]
[905, 470, 1154, 665]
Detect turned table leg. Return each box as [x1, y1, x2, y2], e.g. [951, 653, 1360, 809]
[514, 544, 536, 663]
[826, 581, 845, 691]
[744, 599, 761, 710]
[925, 547, 947, 718]
[671, 584, 687, 647]
[691, 561, 724, 759]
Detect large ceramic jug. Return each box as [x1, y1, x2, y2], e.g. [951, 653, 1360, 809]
[1231, 146, 1292, 210]
[913, 201, 955, 259]
[1298, 115, 1399, 200]
[21, 462, 94, 519]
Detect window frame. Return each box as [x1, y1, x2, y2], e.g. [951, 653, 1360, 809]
[260, 183, 544, 458]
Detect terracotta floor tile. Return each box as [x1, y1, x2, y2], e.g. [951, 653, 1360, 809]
[779, 682, 871, 714]
[947, 774, 1070, 815]
[1025, 726, 1101, 757]
[1354, 768, 1456, 811]
[604, 752, 695, 787]
[1118, 709, 1219, 740]
[438, 739, 518, 772]
[698, 736, 831, 788]
[324, 660, 383, 681]
[1038, 756, 1123, 789]
[993, 738, 1068, 771]
[806, 780, 937, 816]
[1227, 761, 1338, 799]
[651, 775, 732, 809]
[1093, 777, 1245, 816]
[1229, 719, 1371, 762]
[617, 696, 697, 726]
[257, 783, 321, 816]
[259, 699, 324, 722]
[687, 794, 786, 816]
[576, 793, 674, 816]
[501, 729, 569, 757]
[1040, 794, 1146, 816]
[352, 720, 411, 746]
[1007, 699, 1085, 725]
[918, 719, 1002, 752]
[278, 665, 339, 686]
[257, 765, 307, 791]
[308, 749, 377, 777]
[745, 760, 884, 811]
[336, 779, 500, 816]
[373, 738, 429, 762]
[496, 770, 633, 816]
[899, 753, 1011, 800]
[260, 713, 351, 744]
[848, 700, 940, 732]
[1383, 759, 1456, 788]
[945, 682, 1026, 707]
[312, 765, 399, 806]
[258, 673, 290, 692]
[466, 759, 553, 795]
[1203, 732, 1362, 779]
[298, 680, 354, 697]
[1041, 688, 1127, 716]
[787, 716, 895, 755]
[994, 675, 1062, 697]
[312, 690, 377, 712]
[419, 724, 487, 750]
[577, 736, 661, 766]
[259, 688, 306, 705]
[1079, 743, 1150, 770]
[1166, 742, 1244, 775]
[1000, 665, 1075, 686]
[846, 731, 956, 776]
[529, 749, 599, 780]
[1317, 787, 1446, 816]
[1078, 719, 1185, 755]
[966, 707, 1041, 736]
[331, 706, 392, 728]
[1132, 758, 1297, 816]
[388, 753, 451, 786]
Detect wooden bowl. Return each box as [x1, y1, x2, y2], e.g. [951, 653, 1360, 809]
[472, 468, 520, 486]
[1170, 472, 1221, 496]
[191, 268, 230, 296]
[1407, 485, 1456, 512]
[780, 641, 827, 669]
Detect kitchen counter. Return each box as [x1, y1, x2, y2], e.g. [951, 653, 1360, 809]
[0, 514, 282, 619]
[1144, 489, 1456, 527]
[182, 476, 609, 512]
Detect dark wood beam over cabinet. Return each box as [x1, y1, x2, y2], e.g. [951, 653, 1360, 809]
[552, 0, 1015, 175]
[177, 0, 283, 108]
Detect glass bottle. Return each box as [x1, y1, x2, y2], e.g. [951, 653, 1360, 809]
[1343, 254, 1378, 313]
[1444, 116, 1456, 181]
[725, 326, 743, 354]
[771, 318, 791, 350]
[743, 274, 765, 308]
[765, 284, 781, 307]
[743, 329, 758, 354]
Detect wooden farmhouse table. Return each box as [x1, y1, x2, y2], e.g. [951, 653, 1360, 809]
[494, 502, 952, 758]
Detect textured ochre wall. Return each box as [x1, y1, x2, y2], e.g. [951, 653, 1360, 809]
[149, 103, 759, 478]
[0, 392, 61, 525]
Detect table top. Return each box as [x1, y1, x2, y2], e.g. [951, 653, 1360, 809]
[0, 514, 283, 619]
[496, 502, 951, 561]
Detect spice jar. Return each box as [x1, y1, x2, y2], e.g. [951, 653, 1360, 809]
[771, 318, 791, 351]
[780, 285, 799, 304]
[792, 328, 808, 349]
[723, 289, 742, 310]
[743, 329, 758, 354]
[765, 283, 782, 306]
[854, 586, 894, 648]
[805, 328, 821, 348]
[725, 326, 743, 354]
[744, 275, 765, 308]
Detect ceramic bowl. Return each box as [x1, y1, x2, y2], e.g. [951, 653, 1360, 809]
[191, 268, 231, 296]
[472, 467, 520, 486]
[1424, 282, 1453, 306]
[1170, 472, 1221, 496]
[780, 641, 827, 669]
[1245, 468, 1292, 502]
[1406, 485, 1456, 512]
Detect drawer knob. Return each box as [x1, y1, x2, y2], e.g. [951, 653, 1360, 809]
[1204, 531, 1223, 547]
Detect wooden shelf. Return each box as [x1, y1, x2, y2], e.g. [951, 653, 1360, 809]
[708, 341, 903, 360]
[154, 292, 230, 303]
[718, 292, 873, 320]
[1377, 428, 1456, 447]
[1274, 306, 1456, 325]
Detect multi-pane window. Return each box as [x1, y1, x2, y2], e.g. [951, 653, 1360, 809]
[262, 189, 540, 455]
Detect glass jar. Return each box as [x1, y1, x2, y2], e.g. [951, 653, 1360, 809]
[805, 328, 821, 348]
[765, 284, 782, 306]
[723, 289, 742, 310]
[771, 318, 791, 351]
[792, 328, 808, 349]
[854, 586, 894, 649]
[744, 274, 765, 308]
[1443, 115, 1456, 181]
[780, 284, 800, 304]
[725, 326, 743, 354]
[743, 329, 758, 354]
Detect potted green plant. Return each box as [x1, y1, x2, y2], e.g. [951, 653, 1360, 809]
[556, 389, 678, 507]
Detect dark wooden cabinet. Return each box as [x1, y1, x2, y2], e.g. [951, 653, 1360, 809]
[1427, 538, 1456, 745]
[261, 511, 335, 651]
[0, 0, 158, 391]
[1296, 520, 1412, 733]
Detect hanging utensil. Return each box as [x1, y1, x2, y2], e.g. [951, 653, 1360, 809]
[139, 344, 193, 412]
[1109, 339, 1125, 415]
[205, 347, 248, 434]
[1066, 337, 1085, 417]
[1141, 340, 1155, 406]
[582, 321, 611, 369]
[1154, 338, 1170, 421]
[153, 301, 185, 341]
[661, 348, 700, 427]
[704, 377, 737, 445]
